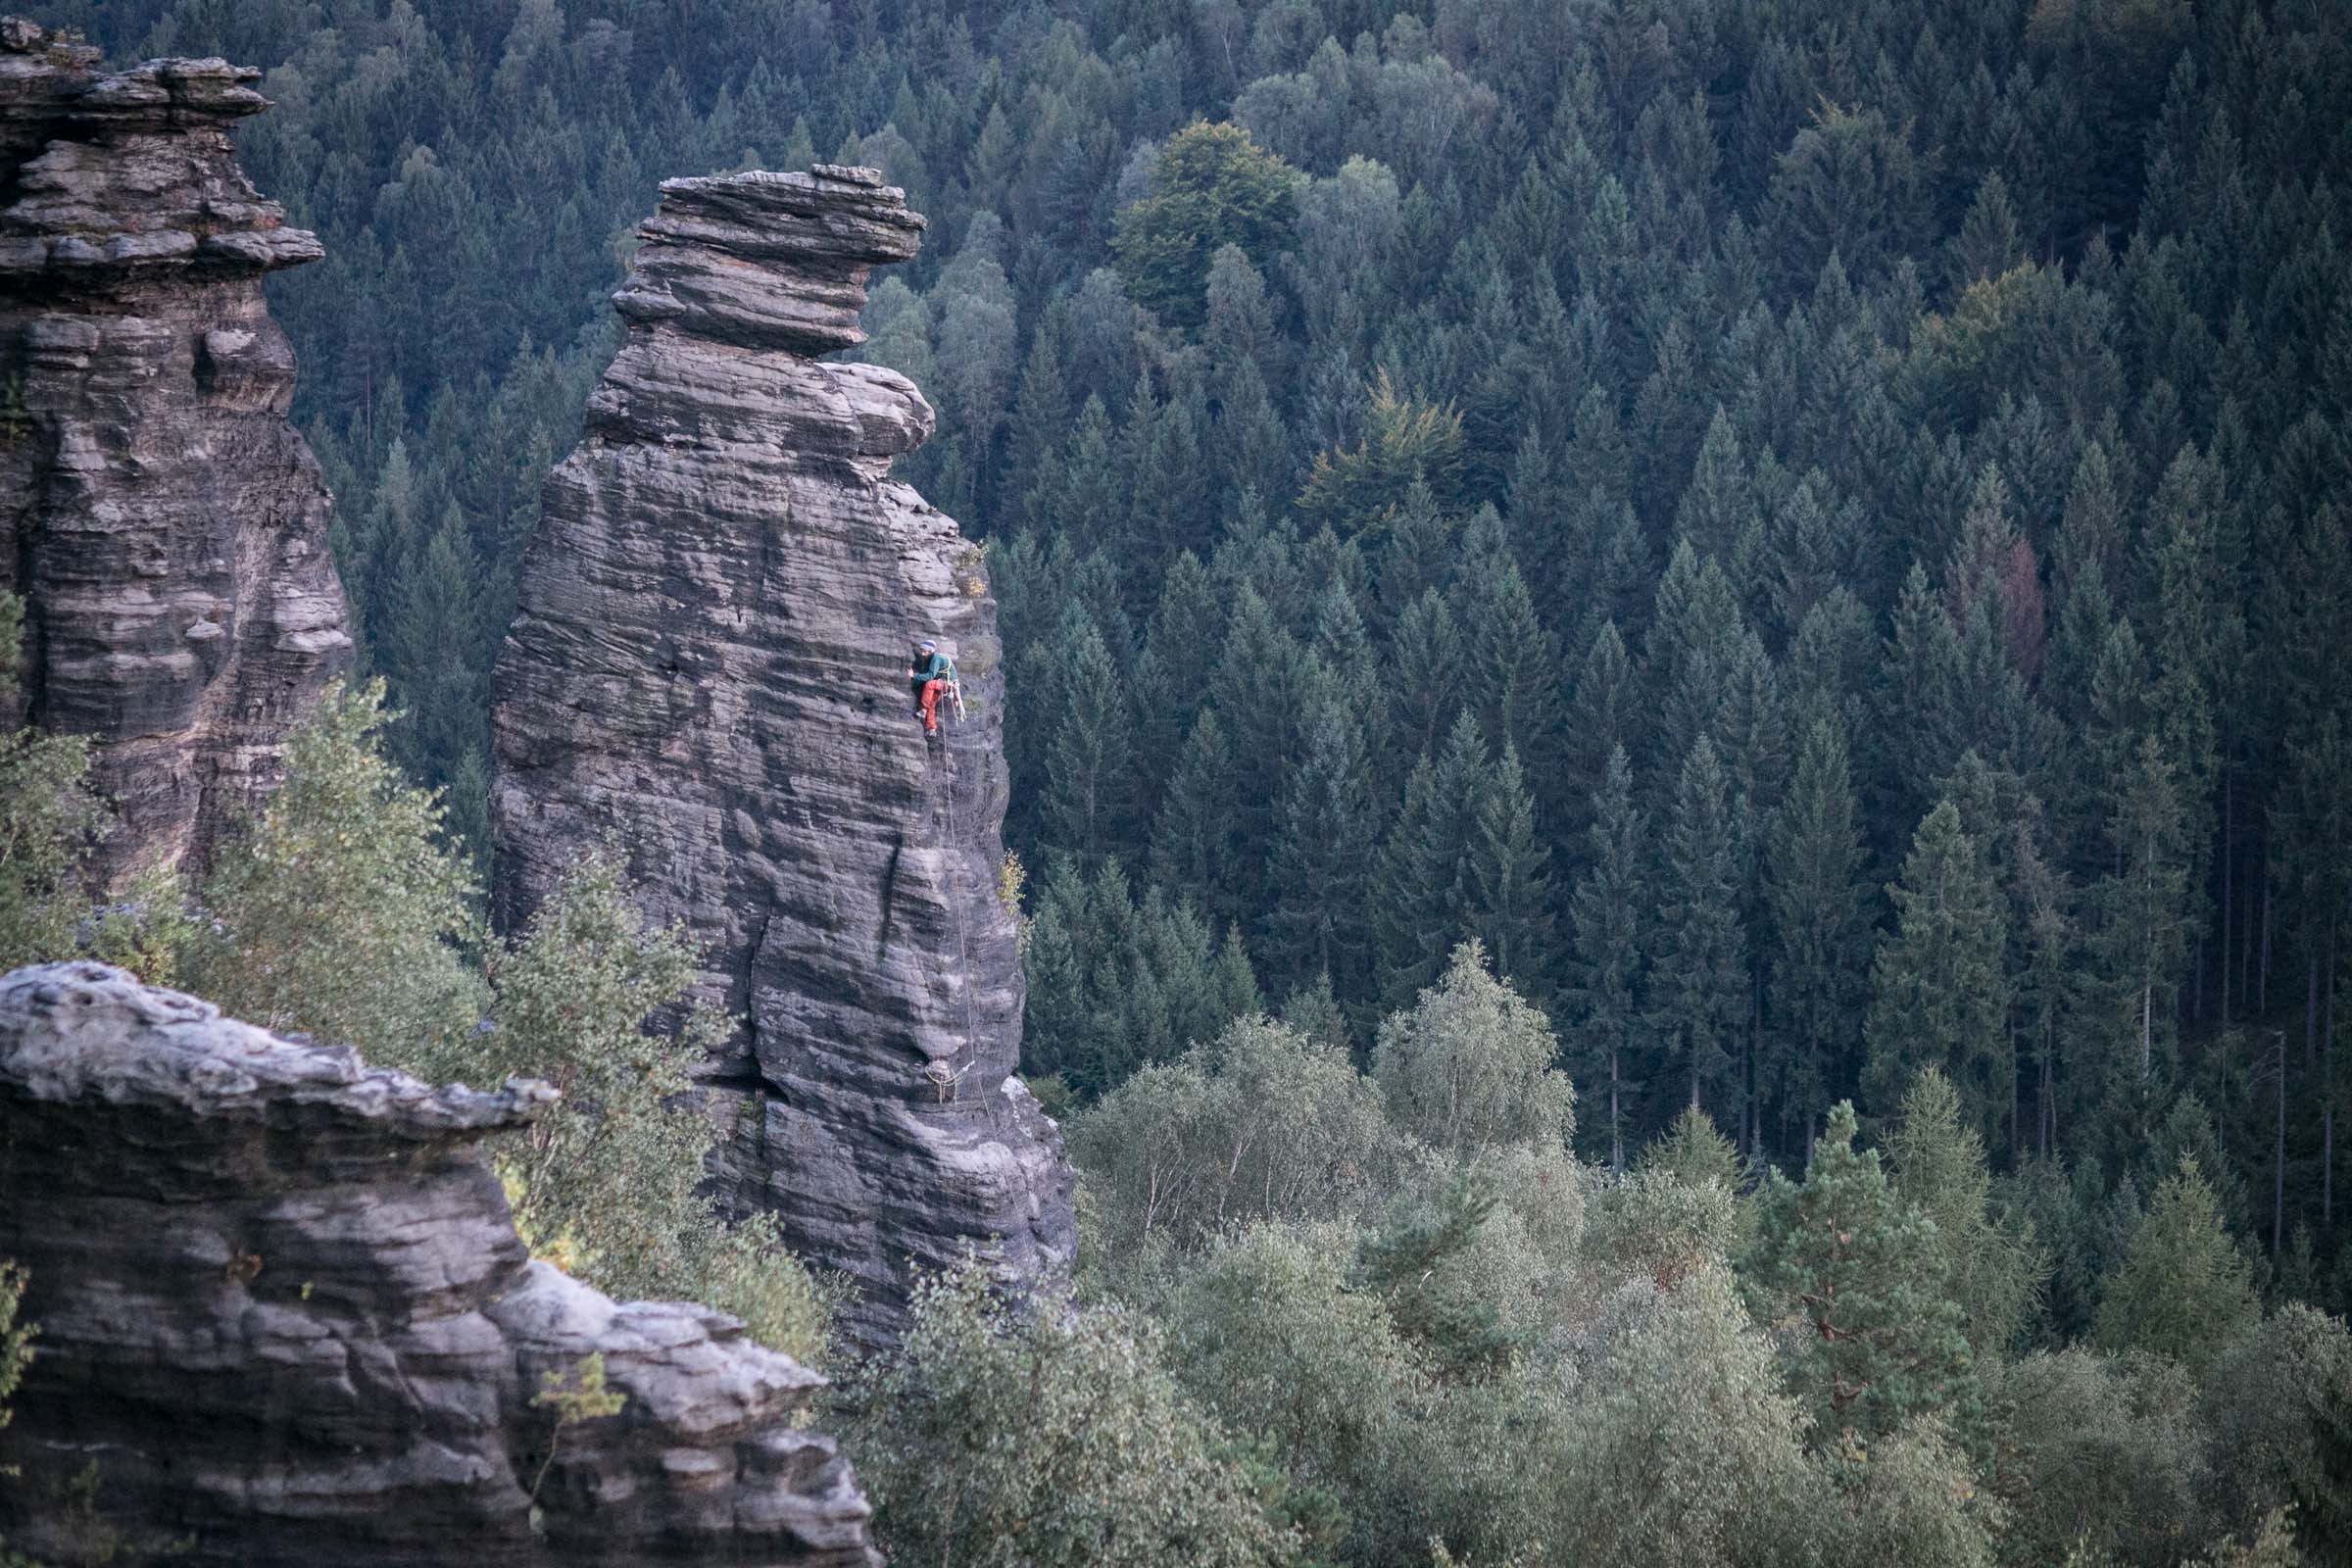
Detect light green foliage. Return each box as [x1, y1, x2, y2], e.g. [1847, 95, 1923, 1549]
[2195, 1304, 2352, 1544]
[2176, 1510, 2303, 1568]
[2091, 1155, 2257, 1376]
[0, 1259, 29, 1462]
[1641, 1102, 1745, 1189]
[1584, 1164, 1743, 1292]
[1886, 1069, 2044, 1358]
[1542, 1264, 1812, 1567]
[1810, 1422, 2001, 1568]
[1069, 1014, 1403, 1258]
[1744, 1102, 1977, 1442]
[185, 679, 485, 1066]
[1984, 1348, 2200, 1566]
[1371, 942, 1573, 1157]
[850, 1260, 1303, 1568]
[527, 1352, 627, 1505]
[0, 591, 106, 972]
[0, 1259, 33, 1567]
[1112, 122, 1303, 331]
[1153, 1221, 1494, 1565]
[478, 853, 829, 1365]
[1297, 373, 1471, 537]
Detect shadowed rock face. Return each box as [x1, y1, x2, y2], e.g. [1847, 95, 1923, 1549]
[491, 167, 1074, 1346]
[0, 19, 352, 881]
[0, 961, 879, 1568]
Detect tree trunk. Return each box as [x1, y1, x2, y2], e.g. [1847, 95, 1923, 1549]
[2328, 926, 2337, 1231]
[1610, 1046, 1623, 1177]
[2276, 1028, 2287, 1255]
[2221, 769, 2233, 1028]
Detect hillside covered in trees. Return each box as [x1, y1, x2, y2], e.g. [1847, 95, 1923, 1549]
[12, 0, 2352, 1559]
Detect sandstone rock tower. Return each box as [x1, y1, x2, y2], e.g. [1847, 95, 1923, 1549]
[0, 20, 352, 880]
[492, 168, 1075, 1343]
[0, 962, 879, 1567]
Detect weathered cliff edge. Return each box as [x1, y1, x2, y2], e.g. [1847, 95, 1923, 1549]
[0, 19, 352, 881]
[0, 961, 879, 1567]
[491, 167, 1074, 1345]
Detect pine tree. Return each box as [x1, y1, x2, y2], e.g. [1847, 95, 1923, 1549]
[1742, 1102, 1977, 1443]
[1864, 801, 2010, 1136]
[1654, 735, 1747, 1116]
[1765, 718, 1872, 1152]
[1130, 549, 1225, 799]
[1569, 745, 1650, 1172]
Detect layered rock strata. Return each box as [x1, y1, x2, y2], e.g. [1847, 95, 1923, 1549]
[0, 961, 879, 1567]
[0, 19, 351, 881]
[492, 168, 1073, 1345]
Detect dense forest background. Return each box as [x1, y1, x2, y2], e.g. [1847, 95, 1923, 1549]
[28, 0, 2352, 1308]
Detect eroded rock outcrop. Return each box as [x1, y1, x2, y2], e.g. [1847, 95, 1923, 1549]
[0, 19, 351, 881]
[491, 168, 1074, 1345]
[0, 961, 878, 1567]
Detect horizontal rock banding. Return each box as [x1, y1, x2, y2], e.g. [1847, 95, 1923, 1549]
[492, 168, 1075, 1346]
[0, 961, 878, 1567]
[0, 17, 351, 883]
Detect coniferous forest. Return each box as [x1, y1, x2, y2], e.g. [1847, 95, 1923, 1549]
[14, 1, 2352, 1562]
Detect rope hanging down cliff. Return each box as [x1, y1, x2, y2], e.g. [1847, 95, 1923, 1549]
[918, 650, 981, 1106]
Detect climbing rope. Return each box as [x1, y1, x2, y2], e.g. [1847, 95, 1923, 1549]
[928, 675, 981, 1105]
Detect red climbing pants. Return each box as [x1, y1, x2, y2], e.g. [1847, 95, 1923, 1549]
[920, 678, 948, 734]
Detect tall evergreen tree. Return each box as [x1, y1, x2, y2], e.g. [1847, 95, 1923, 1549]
[1569, 745, 1650, 1172]
[1743, 1102, 1978, 1444]
[1864, 800, 2011, 1136]
[1654, 735, 1747, 1117]
[1765, 718, 1872, 1152]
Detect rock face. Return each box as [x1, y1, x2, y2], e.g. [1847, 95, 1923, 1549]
[0, 961, 879, 1567]
[492, 168, 1073, 1345]
[0, 19, 352, 881]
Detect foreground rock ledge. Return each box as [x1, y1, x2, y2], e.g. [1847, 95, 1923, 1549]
[0, 962, 879, 1568]
[0, 18, 354, 882]
[492, 168, 1076, 1346]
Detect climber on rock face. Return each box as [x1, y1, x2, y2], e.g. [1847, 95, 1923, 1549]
[908, 637, 956, 736]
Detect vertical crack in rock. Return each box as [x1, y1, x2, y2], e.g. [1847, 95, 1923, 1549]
[491, 167, 1076, 1346]
[0, 961, 880, 1567]
[0, 19, 354, 881]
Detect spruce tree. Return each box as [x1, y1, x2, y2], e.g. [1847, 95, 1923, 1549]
[2092, 1155, 2259, 1376]
[1039, 619, 1137, 864]
[1150, 710, 1241, 924]
[1569, 745, 1650, 1171]
[1468, 742, 1554, 999]
[1372, 713, 1490, 1010]
[1266, 697, 1379, 1002]
[1864, 801, 2011, 1135]
[1765, 718, 1872, 1151]
[1386, 588, 1466, 766]
[1654, 735, 1747, 1116]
